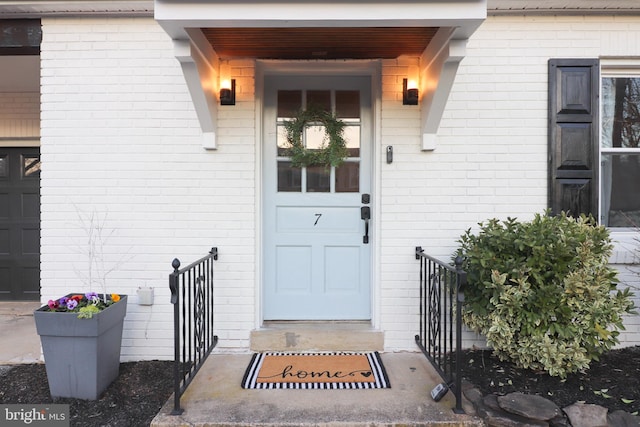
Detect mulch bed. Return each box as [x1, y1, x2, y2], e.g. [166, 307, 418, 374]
[0, 361, 174, 427]
[458, 346, 640, 415]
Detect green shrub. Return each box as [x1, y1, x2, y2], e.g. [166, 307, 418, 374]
[457, 211, 636, 377]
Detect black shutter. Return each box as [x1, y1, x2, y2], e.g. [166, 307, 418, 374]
[548, 58, 599, 218]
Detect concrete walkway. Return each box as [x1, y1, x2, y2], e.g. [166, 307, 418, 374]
[0, 302, 42, 364]
[152, 352, 484, 427]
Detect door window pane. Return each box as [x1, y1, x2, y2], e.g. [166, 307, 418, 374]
[278, 91, 302, 119]
[277, 124, 290, 156]
[336, 91, 360, 119]
[23, 155, 41, 178]
[307, 90, 331, 111]
[305, 125, 327, 150]
[306, 166, 330, 192]
[277, 161, 301, 192]
[0, 155, 6, 178]
[335, 162, 359, 193]
[343, 126, 361, 157]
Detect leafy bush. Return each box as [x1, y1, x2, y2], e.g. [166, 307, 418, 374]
[457, 212, 636, 377]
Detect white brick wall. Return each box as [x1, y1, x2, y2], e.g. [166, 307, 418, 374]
[616, 264, 640, 347]
[39, 14, 640, 360]
[40, 17, 257, 360]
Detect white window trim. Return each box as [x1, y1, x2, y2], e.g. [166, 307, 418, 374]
[599, 63, 640, 263]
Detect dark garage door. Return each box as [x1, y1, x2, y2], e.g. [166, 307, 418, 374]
[0, 148, 40, 300]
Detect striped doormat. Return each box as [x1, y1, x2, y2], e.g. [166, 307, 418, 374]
[241, 351, 391, 389]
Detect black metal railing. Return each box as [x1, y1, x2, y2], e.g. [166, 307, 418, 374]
[169, 247, 219, 415]
[414, 246, 466, 414]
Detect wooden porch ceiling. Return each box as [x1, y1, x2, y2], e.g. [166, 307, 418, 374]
[201, 27, 438, 60]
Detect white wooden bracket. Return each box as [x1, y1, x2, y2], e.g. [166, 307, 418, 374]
[173, 32, 220, 150]
[419, 29, 468, 151]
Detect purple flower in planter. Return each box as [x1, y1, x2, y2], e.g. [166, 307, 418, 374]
[85, 291, 100, 304]
[66, 299, 78, 310]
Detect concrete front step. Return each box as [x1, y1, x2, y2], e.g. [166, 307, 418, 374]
[250, 321, 385, 352]
[151, 353, 484, 427]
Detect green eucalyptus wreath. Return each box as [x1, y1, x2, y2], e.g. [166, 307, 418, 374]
[283, 105, 349, 168]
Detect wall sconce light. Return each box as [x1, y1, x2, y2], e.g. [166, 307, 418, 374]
[403, 78, 419, 105]
[220, 79, 236, 106]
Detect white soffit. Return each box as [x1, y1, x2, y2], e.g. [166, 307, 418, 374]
[0, 1, 153, 17]
[489, 0, 640, 15]
[155, 0, 487, 40]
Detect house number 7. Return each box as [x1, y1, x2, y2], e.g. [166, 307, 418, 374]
[314, 213, 322, 226]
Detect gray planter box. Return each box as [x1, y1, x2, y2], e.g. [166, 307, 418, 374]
[34, 294, 128, 400]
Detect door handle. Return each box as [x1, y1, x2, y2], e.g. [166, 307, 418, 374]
[361, 206, 370, 244]
[360, 206, 370, 220]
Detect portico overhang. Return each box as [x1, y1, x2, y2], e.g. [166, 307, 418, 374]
[154, 0, 487, 150]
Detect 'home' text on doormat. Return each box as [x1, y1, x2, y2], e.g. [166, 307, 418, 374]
[241, 352, 391, 389]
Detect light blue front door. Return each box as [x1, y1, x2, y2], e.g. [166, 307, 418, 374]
[263, 75, 372, 320]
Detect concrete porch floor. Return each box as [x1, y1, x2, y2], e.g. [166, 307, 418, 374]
[151, 352, 484, 427]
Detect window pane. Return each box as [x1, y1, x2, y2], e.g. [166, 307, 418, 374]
[0, 155, 6, 178]
[307, 90, 331, 111]
[277, 124, 290, 156]
[306, 166, 330, 192]
[305, 125, 326, 150]
[277, 161, 301, 192]
[602, 77, 640, 148]
[344, 126, 360, 157]
[23, 155, 41, 178]
[335, 162, 359, 193]
[278, 91, 302, 119]
[601, 153, 640, 227]
[336, 91, 360, 119]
